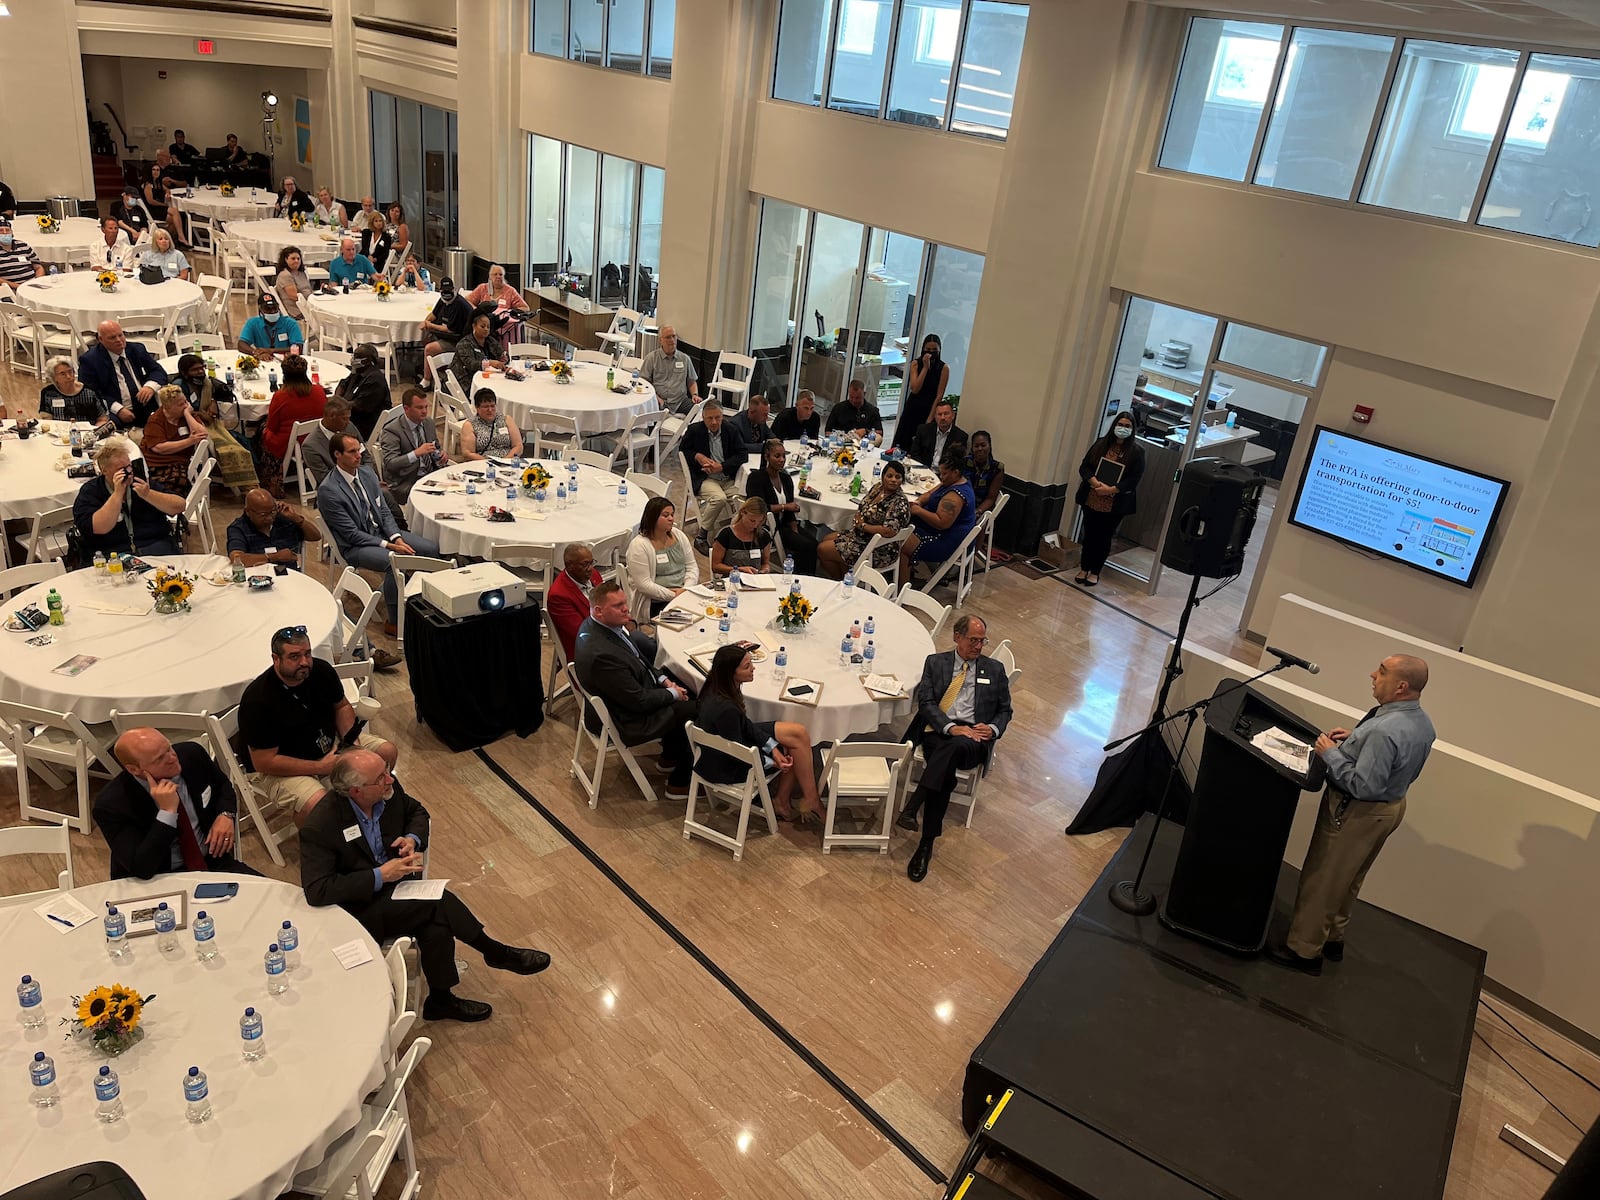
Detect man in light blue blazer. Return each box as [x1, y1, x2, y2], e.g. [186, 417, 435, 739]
[317, 431, 442, 632]
[897, 612, 1013, 882]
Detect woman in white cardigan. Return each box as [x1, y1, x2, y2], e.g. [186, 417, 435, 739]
[625, 495, 699, 623]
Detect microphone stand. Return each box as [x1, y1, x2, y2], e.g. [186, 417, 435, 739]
[1107, 653, 1303, 916]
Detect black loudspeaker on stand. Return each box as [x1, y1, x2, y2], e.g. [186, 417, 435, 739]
[1161, 457, 1264, 579]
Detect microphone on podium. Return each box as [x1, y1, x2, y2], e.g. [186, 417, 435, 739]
[1266, 646, 1320, 675]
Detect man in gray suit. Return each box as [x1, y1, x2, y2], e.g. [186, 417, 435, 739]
[377, 386, 448, 504]
[317, 432, 442, 632]
[897, 613, 1013, 881]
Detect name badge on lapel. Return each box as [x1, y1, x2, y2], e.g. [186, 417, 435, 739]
[199, 785, 213, 809]
[342, 825, 362, 843]
[656, 552, 669, 564]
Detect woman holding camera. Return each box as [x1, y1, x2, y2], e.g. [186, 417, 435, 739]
[72, 436, 187, 558]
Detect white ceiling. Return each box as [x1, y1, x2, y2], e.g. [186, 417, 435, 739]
[1144, 0, 1600, 50]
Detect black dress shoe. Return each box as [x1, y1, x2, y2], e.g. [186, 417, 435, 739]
[907, 841, 933, 882]
[1265, 943, 1323, 976]
[895, 810, 919, 832]
[484, 945, 551, 975]
[1322, 941, 1344, 962]
[421, 993, 493, 1022]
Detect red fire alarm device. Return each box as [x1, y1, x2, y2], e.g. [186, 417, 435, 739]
[196, 38, 216, 55]
[1353, 404, 1374, 425]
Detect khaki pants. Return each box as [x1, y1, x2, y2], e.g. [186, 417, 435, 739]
[1285, 788, 1407, 958]
[697, 477, 742, 538]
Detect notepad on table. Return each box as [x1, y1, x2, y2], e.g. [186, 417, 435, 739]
[732, 574, 777, 591]
[781, 677, 824, 706]
[332, 939, 374, 970]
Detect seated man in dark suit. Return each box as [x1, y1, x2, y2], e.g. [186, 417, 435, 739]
[574, 580, 696, 800]
[897, 613, 1012, 882]
[376, 386, 448, 504]
[94, 728, 256, 880]
[80, 319, 170, 428]
[908, 397, 967, 468]
[679, 399, 745, 547]
[301, 749, 550, 1023]
[728, 392, 775, 456]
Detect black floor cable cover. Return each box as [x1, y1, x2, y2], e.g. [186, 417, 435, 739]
[473, 747, 950, 1188]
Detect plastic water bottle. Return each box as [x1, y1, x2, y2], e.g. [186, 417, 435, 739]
[851, 618, 862, 643]
[842, 565, 855, 590]
[240, 1006, 266, 1060]
[535, 487, 547, 511]
[104, 904, 129, 959]
[193, 909, 217, 961]
[617, 478, 628, 508]
[17, 975, 44, 1029]
[630, 367, 640, 389]
[95, 1065, 124, 1123]
[264, 944, 288, 994]
[486, 462, 497, 485]
[268, 367, 279, 391]
[873, 460, 882, 480]
[864, 638, 876, 669]
[279, 920, 300, 971]
[184, 1066, 212, 1123]
[864, 613, 875, 636]
[717, 611, 731, 644]
[465, 477, 477, 496]
[567, 470, 579, 500]
[772, 645, 788, 681]
[783, 554, 794, 586]
[154, 901, 177, 952]
[789, 577, 802, 596]
[505, 483, 518, 506]
[556, 482, 567, 510]
[725, 587, 739, 619]
[800, 431, 810, 448]
[839, 632, 853, 668]
[30, 1052, 59, 1107]
[225, 368, 235, 388]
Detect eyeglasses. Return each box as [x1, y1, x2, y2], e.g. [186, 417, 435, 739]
[958, 634, 988, 645]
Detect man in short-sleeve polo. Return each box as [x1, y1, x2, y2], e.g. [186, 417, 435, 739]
[639, 324, 699, 414]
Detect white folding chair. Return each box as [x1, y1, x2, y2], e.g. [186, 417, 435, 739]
[541, 608, 575, 722]
[625, 470, 669, 501]
[2, 303, 74, 377]
[915, 519, 987, 606]
[819, 741, 912, 855]
[489, 542, 555, 598]
[0, 820, 75, 907]
[432, 391, 469, 459]
[658, 398, 703, 465]
[384, 936, 417, 1055]
[595, 307, 642, 358]
[529, 411, 580, 461]
[980, 491, 1010, 572]
[206, 707, 290, 866]
[426, 351, 454, 392]
[898, 586, 952, 637]
[185, 332, 227, 351]
[346, 319, 398, 385]
[183, 454, 217, 553]
[334, 659, 383, 724]
[619, 354, 643, 373]
[908, 736, 1003, 830]
[852, 564, 896, 598]
[389, 554, 452, 648]
[993, 638, 1022, 686]
[369, 405, 406, 484]
[674, 451, 703, 533]
[567, 666, 659, 807]
[26, 506, 76, 564]
[197, 274, 232, 338]
[566, 448, 615, 472]
[291, 1037, 432, 1200]
[282, 417, 322, 504]
[613, 407, 662, 473]
[765, 512, 787, 568]
[573, 349, 612, 366]
[0, 700, 117, 832]
[0, 560, 65, 601]
[330, 567, 382, 663]
[313, 510, 350, 573]
[707, 351, 756, 412]
[682, 724, 780, 862]
[506, 342, 549, 361]
[858, 527, 913, 590]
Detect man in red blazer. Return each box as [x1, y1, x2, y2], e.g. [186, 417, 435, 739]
[547, 542, 655, 663]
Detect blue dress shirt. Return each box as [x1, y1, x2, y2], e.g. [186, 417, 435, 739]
[1320, 697, 1435, 803]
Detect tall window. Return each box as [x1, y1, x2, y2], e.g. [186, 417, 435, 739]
[368, 91, 458, 267]
[774, 0, 1028, 139]
[746, 197, 985, 416]
[1480, 54, 1600, 247]
[531, 0, 675, 78]
[525, 134, 664, 314]
[1159, 18, 1284, 181]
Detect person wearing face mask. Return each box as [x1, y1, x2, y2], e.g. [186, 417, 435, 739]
[1073, 411, 1145, 587]
[113, 188, 152, 242]
[0, 218, 44, 282]
[336, 343, 393, 439]
[892, 333, 950, 455]
[419, 277, 472, 392]
[237, 293, 304, 361]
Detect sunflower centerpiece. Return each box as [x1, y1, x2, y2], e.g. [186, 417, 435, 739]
[236, 354, 261, 379]
[372, 279, 392, 302]
[219, 181, 236, 197]
[95, 269, 119, 294]
[37, 213, 59, 235]
[288, 212, 306, 233]
[550, 359, 573, 384]
[69, 982, 154, 1057]
[832, 446, 856, 475]
[148, 566, 197, 615]
[776, 588, 813, 635]
[520, 463, 552, 497]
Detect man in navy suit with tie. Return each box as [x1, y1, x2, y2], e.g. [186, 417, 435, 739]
[79, 319, 169, 427]
[376, 386, 448, 504]
[317, 431, 442, 631]
[897, 613, 1013, 881]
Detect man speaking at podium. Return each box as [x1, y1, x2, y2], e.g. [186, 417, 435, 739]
[1268, 655, 1435, 975]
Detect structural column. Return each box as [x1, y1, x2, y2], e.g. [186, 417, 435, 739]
[457, 0, 524, 265]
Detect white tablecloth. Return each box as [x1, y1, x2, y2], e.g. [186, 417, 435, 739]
[735, 440, 938, 531]
[223, 218, 337, 266]
[654, 575, 932, 743]
[405, 462, 643, 559]
[0, 555, 339, 724]
[473, 362, 658, 438]
[172, 186, 278, 222]
[0, 423, 141, 523]
[158, 353, 350, 423]
[0, 872, 390, 1200]
[17, 273, 203, 333]
[303, 289, 433, 344]
[21, 218, 109, 265]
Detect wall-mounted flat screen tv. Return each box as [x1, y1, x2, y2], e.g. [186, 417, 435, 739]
[1287, 427, 1510, 588]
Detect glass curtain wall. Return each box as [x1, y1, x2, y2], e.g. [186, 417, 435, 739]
[531, 0, 675, 77]
[746, 198, 986, 424]
[525, 134, 664, 315]
[369, 90, 458, 267]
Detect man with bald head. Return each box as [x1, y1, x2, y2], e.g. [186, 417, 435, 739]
[328, 236, 377, 287]
[1270, 654, 1435, 975]
[639, 323, 699, 415]
[226, 488, 321, 568]
[94, 728, 253, 880]
[79, 319, 169, 427]
[349, 195, 379, 232]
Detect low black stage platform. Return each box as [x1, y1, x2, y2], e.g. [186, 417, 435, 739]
[963, 815, 1486, 1200]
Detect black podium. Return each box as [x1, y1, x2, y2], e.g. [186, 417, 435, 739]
[403, 595, 544, 752]
[1160, 681, 1324, 952]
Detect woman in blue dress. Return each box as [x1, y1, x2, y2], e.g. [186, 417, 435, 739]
[898, 446, 976, 584]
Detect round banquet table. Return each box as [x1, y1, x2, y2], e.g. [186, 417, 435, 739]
[473, 361, 658, 438]
[158, 352, 350, 423]
[172, 185, 278, 222]
[16, 272, 204, 333]
[0, 554, 339, 725]
[405, 461, 644, 559]
[20, 217, 110, 265]
[0, 422, 141, 523]
[735, 439, 939, 532]
[0, 872, 391, 1200]
[654, 575, 933, 743]
[302, 288, 434, 345]
[223, 218, 337, 266]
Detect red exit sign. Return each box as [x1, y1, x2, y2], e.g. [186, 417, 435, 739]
[195, 38, 216, 55]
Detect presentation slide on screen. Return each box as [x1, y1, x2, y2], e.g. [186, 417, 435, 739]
[1291, 431, 1507, 584]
